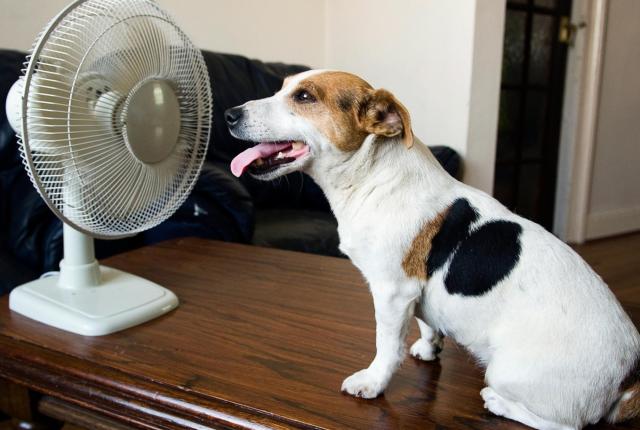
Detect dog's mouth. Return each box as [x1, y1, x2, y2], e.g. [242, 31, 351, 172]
[230, 141, 309, 177]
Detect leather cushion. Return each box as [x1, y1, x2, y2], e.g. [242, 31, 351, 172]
[252, 209, 342, 257]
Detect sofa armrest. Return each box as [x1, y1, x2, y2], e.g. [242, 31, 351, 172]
[430, 145, 462, 179]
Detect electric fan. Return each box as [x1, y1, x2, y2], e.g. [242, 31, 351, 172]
[4, 0, 212, 335]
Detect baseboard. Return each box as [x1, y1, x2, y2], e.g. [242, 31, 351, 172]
[586, 206, 640, 240]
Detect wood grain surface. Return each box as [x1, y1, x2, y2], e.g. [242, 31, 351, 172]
[0, 235, 639, 430]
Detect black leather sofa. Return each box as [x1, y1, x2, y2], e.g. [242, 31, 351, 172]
[0, 49, 460, 295]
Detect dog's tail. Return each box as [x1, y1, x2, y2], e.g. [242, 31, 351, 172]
[608, 380, 640, 423]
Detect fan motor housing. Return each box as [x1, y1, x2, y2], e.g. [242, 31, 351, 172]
[123, 79, 181, 164]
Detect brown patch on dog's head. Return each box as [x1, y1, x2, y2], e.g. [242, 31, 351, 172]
[285, 71, 414, 151]
[402, 211, 447, 280]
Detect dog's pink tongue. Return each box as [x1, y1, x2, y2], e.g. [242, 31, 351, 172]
[230, 142, 291, 177]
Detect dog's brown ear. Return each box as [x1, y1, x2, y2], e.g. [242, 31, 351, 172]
[359, 89, 413, 148]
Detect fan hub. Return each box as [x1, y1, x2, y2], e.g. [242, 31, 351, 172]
[123, 79, 181, 164]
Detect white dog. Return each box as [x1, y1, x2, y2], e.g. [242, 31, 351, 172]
[225, 70, 640, 430]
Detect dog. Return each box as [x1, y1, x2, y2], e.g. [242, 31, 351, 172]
[225, 70, 640, 430]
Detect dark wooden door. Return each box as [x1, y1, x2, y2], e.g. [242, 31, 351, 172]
[493, 0, 572, 230]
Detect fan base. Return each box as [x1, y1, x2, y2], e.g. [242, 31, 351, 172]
[9, 266, 178, 336]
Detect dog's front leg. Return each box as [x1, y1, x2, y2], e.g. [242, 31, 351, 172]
[342, 281, 418, 398]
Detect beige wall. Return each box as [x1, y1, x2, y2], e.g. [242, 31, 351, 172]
[157, 0, 325, 68]
[0, 0, 504, 192]
[0, 0, 73, 50]
[0, 0, 326, 67]
[464, 0, 506, 192]
[586, 0, 640, 239]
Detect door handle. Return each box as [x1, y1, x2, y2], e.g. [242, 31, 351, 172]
[559, 16, 586, 46]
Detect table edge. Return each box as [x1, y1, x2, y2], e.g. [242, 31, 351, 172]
[0, 334, 322, 430]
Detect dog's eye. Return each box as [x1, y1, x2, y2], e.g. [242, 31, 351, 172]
[293, 89, 316, 103]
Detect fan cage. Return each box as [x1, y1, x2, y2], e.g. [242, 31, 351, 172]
[18, 0, 212, 239]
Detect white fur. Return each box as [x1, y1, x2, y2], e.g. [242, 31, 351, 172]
[410, 316, 443, 361]
[228, 71, 640, 429]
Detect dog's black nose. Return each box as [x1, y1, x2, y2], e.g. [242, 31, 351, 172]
[225, 107, 244, 127]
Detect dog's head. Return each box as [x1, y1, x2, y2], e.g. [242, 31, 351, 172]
[226, 70, 413, 180]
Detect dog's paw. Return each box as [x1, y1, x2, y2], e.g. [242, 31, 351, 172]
[341, 369, 385, 399]
[410, 337, 442, 361]
[481, 387, 511, 418]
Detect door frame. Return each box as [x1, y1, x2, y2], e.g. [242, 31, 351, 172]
[552, 0, 608, 244]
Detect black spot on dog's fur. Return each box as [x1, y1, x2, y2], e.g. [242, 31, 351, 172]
[427, 199, 478, 276]
[426, 198, 522, 296]
[445, 220, 522, 296]
[337, 93, 353, 112]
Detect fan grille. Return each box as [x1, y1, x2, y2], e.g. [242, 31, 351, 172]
[19, 0, 212, 238]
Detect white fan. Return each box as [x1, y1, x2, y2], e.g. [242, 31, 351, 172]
[4, 0, 212, 335]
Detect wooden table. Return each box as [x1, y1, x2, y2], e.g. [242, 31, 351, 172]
[0, 238, 638, 430]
